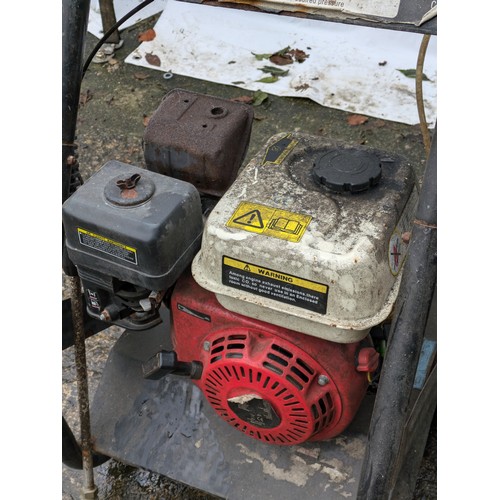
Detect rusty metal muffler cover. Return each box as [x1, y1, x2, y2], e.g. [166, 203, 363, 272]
[143, 88, 253, 197]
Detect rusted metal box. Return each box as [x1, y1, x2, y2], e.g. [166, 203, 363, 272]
[143, 89, 253, 197]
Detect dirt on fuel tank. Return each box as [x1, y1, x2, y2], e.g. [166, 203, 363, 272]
[62, 13, 436, 500]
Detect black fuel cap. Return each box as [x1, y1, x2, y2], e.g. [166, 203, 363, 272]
[312, 149, 382, 193]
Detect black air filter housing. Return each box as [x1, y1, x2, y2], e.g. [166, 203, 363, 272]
[62, 160, 203, 290]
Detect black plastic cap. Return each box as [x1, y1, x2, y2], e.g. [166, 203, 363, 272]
[312, 149, 382, 193]
[104, 173, 155, 206]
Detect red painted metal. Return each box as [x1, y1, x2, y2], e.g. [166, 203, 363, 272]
[356, 347, 380, 373]
[171, 271, 373, 445]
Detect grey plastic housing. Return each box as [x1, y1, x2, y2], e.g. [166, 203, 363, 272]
[62, 160, 203, 291]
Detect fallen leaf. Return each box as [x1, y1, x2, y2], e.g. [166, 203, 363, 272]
[274, 46, 291, 56]
[145, 53, 161, 67]
[397, 68, 430, 81]
[231, 95, 253, 104]
[107, 62, 120, 73]
[257, 76, 279, 84]
[372, 119, 386, 128]
[134, 72, 150, 80]
[289, 49, 309, 63]
[79, 89, 93, 107]
[270, 54, 293, 65]
[138, 28, 156, 42]
[347, 114, 369, 126]
[108, 58, 119, 65]
[253, 90, 268, 106]
[253, 46, 308, 66]
[258, 66, 289, 76]
[252, 52, 273, 61]
[143, 114, 150, 127]
[294, 83, 309, 91]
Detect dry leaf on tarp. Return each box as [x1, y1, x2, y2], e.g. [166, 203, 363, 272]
[253, 46, 309, 66]
[257, 76, 279, 84]
[138, 28, 156, 42]
[269, 53, 293, 66]
[259, 66, 289, 77]
[397, 68, 430, 81]
[289, 49, 309, 63]
[294, 83, 310, 91]
[251, 52, 273, 61]
[145, 53, 161, 67]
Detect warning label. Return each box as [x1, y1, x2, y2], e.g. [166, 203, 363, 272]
[227, 202, 311, 243]
[77, 228, 137, 265]
[222, 256, 328, 314]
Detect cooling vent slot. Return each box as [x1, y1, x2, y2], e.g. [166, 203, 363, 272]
[262, 343, 314, 391]
[209, 334, 247, 363]
[311, 392, 335, 433]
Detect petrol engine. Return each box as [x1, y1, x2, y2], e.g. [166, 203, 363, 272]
[62, 89, 418, 445]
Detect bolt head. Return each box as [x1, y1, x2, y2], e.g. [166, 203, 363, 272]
[318, 375, 329, 386]
[402, 231, 412, 244]
[99, 310, 111, 322]
[203, 341, 211, 351]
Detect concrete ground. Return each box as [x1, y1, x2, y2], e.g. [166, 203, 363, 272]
[62, 13, 436, 499]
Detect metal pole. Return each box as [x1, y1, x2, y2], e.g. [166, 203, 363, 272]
[62, 2, 98, 498]
[357, 128, 437, 499]
[62, 0, 90, 203]
[98, 0, 121, 45]
[62, 0, 89, 275]
[69, 276, 98, 499]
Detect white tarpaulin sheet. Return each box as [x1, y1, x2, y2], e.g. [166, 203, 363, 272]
[88, 0, 168, 36]
[90, 0, 437, 125]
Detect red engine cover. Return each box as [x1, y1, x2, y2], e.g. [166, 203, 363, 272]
[171, 272, 374, 445]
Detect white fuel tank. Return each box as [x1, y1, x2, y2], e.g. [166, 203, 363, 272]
[192, 133, 418, 342]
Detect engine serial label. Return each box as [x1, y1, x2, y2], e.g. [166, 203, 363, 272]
[227, 201, 311, 243]
[77, 228, 138, 265]
[222, 256, 328, 314]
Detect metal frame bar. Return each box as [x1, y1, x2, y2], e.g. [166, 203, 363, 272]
[358, 128, 437, 499]
[98, 0, 121, 45]
[62, 1, 110, 492]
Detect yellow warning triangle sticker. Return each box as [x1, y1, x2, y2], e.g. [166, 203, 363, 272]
[227, 201, 311, 243]
[232, 210, 264, 228]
